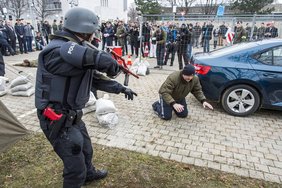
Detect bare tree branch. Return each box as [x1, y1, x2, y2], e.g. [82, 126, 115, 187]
[199, 0, 219, 15]
[33, 0, 60, 21]
[127, 5, 138, 22]
[175, 0, 197, 14]
[0, 0, 28, 19]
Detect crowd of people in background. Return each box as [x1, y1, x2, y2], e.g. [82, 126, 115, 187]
[99, 19, 279, 69]
[0, 17, 279, 71]
[0, 18, 63, 57]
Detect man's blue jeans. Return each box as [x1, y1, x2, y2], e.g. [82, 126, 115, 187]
[203, 38, 210, 53]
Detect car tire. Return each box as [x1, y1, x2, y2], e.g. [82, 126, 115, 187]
[221, 84, 260, 116]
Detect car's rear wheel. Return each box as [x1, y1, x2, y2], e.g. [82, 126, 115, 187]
[221, 84, 260, 116]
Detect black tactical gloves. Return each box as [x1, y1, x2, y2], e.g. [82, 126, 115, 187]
[122, 87, 137, 100]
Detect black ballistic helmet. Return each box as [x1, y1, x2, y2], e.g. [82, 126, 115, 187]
[63, 7, 99, 34]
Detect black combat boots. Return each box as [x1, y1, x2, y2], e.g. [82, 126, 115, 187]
[84, 169, 108, 185]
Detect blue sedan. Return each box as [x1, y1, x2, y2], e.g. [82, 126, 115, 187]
[192, 39, 282, 116]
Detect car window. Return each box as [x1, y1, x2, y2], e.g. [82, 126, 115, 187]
[209, 43, 258, 57]
[273, 47, 282, 66]
[257, 50, 273, 65]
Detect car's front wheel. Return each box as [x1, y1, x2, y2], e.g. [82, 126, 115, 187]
[221, 84, 260, 116]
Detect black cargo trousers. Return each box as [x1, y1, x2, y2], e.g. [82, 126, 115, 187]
[37, 109, 96, 188]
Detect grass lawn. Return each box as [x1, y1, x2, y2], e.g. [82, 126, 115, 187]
[0, 133, 281, 188]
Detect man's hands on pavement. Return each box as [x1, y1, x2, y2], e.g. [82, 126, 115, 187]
[173, 103, 184, 113]
[203, 101, 213, 110]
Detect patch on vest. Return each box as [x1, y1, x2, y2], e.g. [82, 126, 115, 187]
[68, 42, 76, 54]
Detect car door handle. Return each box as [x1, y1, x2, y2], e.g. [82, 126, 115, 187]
[263, 73, 278, 78]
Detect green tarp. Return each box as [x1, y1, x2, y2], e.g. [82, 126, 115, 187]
[0, 100, 28, 153]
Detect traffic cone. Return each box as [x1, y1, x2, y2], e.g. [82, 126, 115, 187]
[127, 55, 132, 66]
[144, 44, 149, 57]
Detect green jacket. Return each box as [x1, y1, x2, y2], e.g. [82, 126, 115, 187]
[159, 71, 206, 105]
[116, 26, 126, 46]
[52, 23, 58, 33]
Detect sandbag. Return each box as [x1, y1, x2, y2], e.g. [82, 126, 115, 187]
[132, 59, 150, 76]
[137, 63, 147, 76]
[10, 82, 33, 93]
[82, 105, 96, 115]
[85, 92, 96, 107]
[10, 76, 29, 88]
[95, 98, 117, 115]
[0, 76, 9, 83]
[83, 92, 96, 114]
[11, 88, 35, 97]
[0, 77, 5, 91]
[96, 113, 118, 129]
[0, 90, 7, 97]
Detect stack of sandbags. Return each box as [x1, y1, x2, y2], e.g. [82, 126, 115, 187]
[9, 75, 34, 97]
[0, 76, 8, 96]
[130, 58, 150, 76]
[82, 92, 97, 115]
[95, 94, 118, 128]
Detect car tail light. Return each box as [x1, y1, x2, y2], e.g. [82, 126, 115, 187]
[194, 64, 211, 75]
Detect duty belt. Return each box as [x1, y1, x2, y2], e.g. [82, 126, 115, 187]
[40, 105, 83, 126]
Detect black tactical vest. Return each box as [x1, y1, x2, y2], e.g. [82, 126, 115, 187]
[35, 35, 93, 110]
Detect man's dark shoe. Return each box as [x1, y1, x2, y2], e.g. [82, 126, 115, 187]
[154, 65, 160, 69]
[152, 101, 158, 111]
[84, 169, 108, 185]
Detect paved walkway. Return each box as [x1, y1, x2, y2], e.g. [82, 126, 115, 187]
[1, 51, 282, 184]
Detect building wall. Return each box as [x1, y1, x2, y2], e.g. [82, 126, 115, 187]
[61, 0, 128, 22]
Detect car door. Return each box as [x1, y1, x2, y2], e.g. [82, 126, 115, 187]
[251, 46, 282, 108]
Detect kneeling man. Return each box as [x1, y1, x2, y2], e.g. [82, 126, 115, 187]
[152, 64, 213, 120]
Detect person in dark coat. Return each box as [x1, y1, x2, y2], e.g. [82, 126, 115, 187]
[103, 21, 115, 48]
[177, 24, 190, 70]
[100, 22, 106, 50]
[35, 8, 137, 188]
[257, 22, 266, 40]
[52, 19, 58, 34]
[132, 22, 143, 58]
[24, 22, 34, 52]
[142, 22, 151, 51]
[219, 22, 227, 46]
[35, 31, 45, 50]
[58, 20, 63, 31]
[234, 21, 247, 44]
[265, 22, 278, 38]
[154, 27, 167, 69]
[186, 23, 193, 61]
[0, 21, 15, 55]
[42, 20, 51, 44]
[113, 20, 118, 46]
[193, 22, 202, 48]
[15, 19, 27, 54]
[164, 24, 177, 66]
[0, 51, 5, 76]
[5, 20, 17, 53]
[202, 21, 214, 53]
[128, 22, 136, 56]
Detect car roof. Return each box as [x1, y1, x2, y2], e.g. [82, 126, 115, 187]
[208, 39, 282, 57]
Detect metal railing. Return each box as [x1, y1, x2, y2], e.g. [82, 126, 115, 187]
[141, 14, 282, 38]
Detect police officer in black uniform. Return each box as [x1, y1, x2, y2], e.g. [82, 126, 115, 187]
[35, 7, 137, 188]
